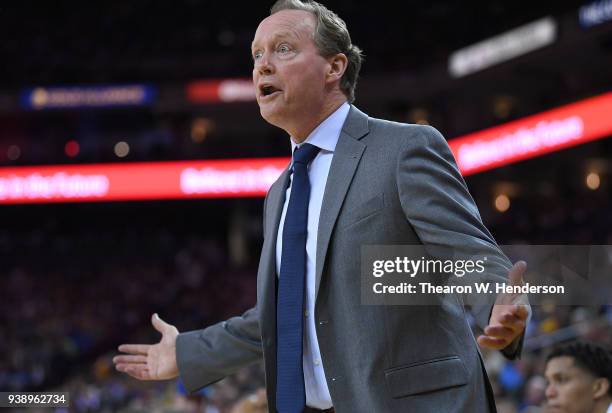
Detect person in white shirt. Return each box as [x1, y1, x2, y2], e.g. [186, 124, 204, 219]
[112, 1, 531, 411]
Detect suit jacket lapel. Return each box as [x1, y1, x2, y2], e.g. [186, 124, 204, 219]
[315, 105, 369, 299]
[260, 166, 290, 340]
[265, 166, 291, 244]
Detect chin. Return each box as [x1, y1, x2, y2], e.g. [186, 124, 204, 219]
[259, 106, 284, 128]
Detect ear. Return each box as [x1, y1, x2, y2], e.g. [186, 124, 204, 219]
[326, 53, 348, 83]
[592, 377, 610, 399]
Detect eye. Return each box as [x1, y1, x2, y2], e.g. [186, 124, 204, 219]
[277, 43, 291, 54]
[252, 50, 263, 60]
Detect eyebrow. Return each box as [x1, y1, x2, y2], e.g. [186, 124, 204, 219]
[547, 371, 568, 380]
[251, 30, 299, 50]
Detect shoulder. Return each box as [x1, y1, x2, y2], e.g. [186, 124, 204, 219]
[364, 113, 447, 149]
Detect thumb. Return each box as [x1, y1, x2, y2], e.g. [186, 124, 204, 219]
[508, 261, 527, 287]
[151, 313, 171, 335]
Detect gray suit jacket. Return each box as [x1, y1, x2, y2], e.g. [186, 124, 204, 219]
[176, 105, 524, 412]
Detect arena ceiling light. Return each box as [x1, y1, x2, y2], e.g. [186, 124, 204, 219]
[579, 0, 612, 28]
[448, 17, 558, 78]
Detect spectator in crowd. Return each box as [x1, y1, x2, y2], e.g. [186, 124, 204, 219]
[544, 341, 612, 413]
[231, 388, 268, 413]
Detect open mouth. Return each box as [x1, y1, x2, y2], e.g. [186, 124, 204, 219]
[260, 84, 282, 99]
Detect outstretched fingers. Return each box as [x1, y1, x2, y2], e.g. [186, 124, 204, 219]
[477, 335, 508, 350]
[113, 354, 147, 365]
[117, 344, 150, 356]
[507, 261, 527, 286]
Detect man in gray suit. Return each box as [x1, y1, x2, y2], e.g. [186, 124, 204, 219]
[113, 1, 530, 412]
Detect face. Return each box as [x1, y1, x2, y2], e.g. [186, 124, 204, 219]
[544, 356, 598, 413]
[251, 10, 332, 133]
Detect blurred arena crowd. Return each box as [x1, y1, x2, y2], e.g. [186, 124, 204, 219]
[1, 188, 611, 412]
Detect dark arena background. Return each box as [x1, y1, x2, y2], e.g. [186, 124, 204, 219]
[1, 1, 611, 412]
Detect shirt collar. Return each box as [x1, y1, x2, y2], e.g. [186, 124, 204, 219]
[290, 101, 350, 154]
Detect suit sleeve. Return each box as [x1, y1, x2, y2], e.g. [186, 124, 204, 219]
[175, 192, 271, 393]
[395, 125, 528, 359]
[176, 306, 263, 393]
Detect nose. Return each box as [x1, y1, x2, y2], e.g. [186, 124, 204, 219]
[545, 383, 557, 400]
[254, 52, 274, 76]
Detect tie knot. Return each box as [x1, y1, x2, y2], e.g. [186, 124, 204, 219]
[293, 143, 320, 165]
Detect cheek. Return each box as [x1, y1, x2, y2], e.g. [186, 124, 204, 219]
[560, 383, 592, 407]
[282, 62, 325, 97]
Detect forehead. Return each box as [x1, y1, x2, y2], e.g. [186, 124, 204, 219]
[252, 9, 316, 46]
[545, 356, 580, 376]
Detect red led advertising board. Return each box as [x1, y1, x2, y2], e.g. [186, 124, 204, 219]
[448, 92, 612, 176]
[0, 158, 289, 204]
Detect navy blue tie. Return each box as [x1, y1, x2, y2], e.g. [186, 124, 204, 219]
[276, 143, 320, 413]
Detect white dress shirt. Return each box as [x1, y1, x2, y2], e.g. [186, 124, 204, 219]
[275, 101, 350, 409]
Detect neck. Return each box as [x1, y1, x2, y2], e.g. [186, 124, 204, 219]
[594, 398, 611, 413]
[289, 94, 347, 143]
